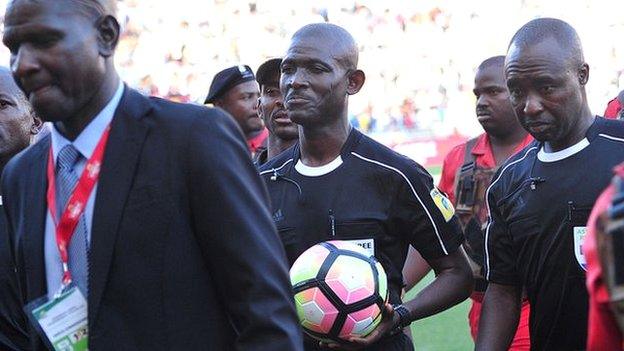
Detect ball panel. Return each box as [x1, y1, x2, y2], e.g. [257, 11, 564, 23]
[339, 304, 383, 339]
[290, 244, 331, 285]
[295, 287, 339, 335]
[375, 261, 388, 299]
[325, 256, 375, 305]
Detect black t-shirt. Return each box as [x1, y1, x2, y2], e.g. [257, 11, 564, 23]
[259, 128, 463, 307]
[485, 117, 624, 350]
[0, 201, 29, 351]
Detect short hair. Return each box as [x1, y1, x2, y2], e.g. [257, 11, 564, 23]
[9, 0, 117, 19]
[477, 55, 505, 71]
[508, 18, 584, 66]
[71, 0, 117, 19]
[291, 23, 359, 70]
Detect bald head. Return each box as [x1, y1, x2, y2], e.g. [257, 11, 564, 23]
[508, 18, 584, 67]
[280, 23, 365, 127]
[0, 65, 40, 172]
[291, 23, 359, 70]
[478, 55, 505, 71]
[8, 0, 116, 19]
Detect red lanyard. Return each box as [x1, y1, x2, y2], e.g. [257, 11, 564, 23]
[46, 125, 111, 285]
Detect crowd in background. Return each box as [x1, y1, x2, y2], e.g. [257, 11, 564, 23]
[0, 0, 622, 142]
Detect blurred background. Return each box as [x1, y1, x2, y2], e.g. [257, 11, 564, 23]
[1, 1, 621, 349]
[0, 0, 622, 170]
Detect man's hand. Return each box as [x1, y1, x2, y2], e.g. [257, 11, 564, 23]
[318, 303, 399, 350]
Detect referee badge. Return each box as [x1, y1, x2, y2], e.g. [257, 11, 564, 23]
[430, 188, 455, 222]
[573, 226, 587, 271]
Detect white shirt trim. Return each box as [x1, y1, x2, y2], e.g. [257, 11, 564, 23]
[537, 138, 589, 163]
[259, 158, 293, 176]
[598, 133, 624, 143]
[295, 156, 343, 177]
[351, 152, 449, 255]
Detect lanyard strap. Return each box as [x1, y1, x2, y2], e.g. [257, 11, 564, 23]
[46, 125, 111, 285]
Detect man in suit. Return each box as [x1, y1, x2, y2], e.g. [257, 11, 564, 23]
[0, 66, 42, 351]
[1, 1, 304, 350]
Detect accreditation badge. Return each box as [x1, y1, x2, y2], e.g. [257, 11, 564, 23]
[430, 188, 455, 222]
[25, 285, 88, 351]
[574, 226, 588, 271]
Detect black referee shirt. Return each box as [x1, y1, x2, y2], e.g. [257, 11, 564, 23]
[259, 128, 463, 307]
[484, 117, 624, 350]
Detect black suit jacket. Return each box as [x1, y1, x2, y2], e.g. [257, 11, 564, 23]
[1, 87, 303, 351]
[0, 205, 29, 350]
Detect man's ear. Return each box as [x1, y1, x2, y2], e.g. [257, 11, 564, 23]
[30, 115, 43, 135]
[256, 97, 263, 116]
[578, 63, 589, 86]
[346, 69, 365, 95]
[97, 15, 121, 58]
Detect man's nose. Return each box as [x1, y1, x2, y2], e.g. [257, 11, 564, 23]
[476, 94, 489, 109]
[287, 69, 308, 90]
[523, 92, 544, 116]
[11, 45, 40, 79]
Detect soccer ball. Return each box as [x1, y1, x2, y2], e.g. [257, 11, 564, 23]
[289, 240, 388, 343]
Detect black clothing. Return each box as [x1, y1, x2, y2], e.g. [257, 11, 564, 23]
[485, 117, 624, 350]
[0, 202, 30, 351]
[259, 128, 463, 350]
[1, 87, 303, 351]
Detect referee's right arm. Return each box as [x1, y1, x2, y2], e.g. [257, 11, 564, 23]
[475, 185, 522, 350]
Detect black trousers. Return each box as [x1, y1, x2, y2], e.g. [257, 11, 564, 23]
[304, 332, 414, 351]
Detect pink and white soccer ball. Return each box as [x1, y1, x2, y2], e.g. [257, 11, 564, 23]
[289, 240, 388, 343]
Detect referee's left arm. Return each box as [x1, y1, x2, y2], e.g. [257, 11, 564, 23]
[476, 180, 522, 350]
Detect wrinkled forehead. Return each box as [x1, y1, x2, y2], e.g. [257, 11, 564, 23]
[5, 0, 83, 27]
[475, 64, 506, 85]
[284, 37, 343, 66]
[6, 0, 106, 26]
[505, 39, 571, 76]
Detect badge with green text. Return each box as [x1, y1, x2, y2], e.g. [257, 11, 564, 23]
[25, 285, 88, 351]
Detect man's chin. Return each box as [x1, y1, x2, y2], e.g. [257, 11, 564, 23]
[32, 104, 71, 123]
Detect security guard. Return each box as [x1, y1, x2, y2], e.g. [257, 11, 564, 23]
[205, 65, 267, 154]
[436, 56, 532, 349]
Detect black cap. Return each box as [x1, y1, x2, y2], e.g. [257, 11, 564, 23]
[204, 65, 255, 104]
[256, 58, 282, 88]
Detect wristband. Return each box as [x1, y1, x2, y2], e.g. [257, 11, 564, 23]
[391, 304, 412, 334]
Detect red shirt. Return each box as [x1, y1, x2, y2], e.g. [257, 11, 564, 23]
[247, 128, 269, 154]
[438, 133, 534, 204]
[604, 97, 623, 119]
[585, 164, 624, 350]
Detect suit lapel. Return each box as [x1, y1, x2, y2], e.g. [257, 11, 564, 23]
[88, 88, 151, 322]
[22, 137, 50, 303]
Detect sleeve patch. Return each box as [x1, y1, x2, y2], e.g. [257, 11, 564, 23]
[430, 188, 455, 222]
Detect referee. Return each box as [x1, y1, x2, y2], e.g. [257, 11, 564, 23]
[259, 23, 472, 350]
[476, 18, 624, 350]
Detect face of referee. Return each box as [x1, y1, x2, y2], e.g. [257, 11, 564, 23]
[280, 37, 351, 127]
[505, 37, 588, 149]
